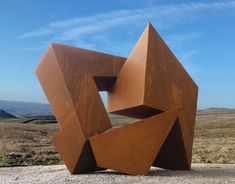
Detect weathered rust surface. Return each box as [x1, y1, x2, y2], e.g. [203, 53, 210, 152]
[35, 44, 126, 173]
[107, 23, 198, 169]
[36, 23, 198, 176]
[89, 108, 180, 175]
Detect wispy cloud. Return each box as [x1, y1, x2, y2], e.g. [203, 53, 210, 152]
[165, 32, 201, 51]
[165, 32, 202, 78]
[17, 1, 235, 76]
[19, 1, 235, 40]
[20, 29, 53, 38]
[16, 47, 44, 51]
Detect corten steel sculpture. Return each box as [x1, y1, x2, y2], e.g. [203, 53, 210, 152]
[35, 23, 198, 176]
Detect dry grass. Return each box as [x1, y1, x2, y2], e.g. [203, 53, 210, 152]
[0, 112, 234, 166]
[192, 112, 235, 164]
[0, 121, 60, 166]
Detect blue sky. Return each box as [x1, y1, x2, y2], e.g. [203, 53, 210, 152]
[0, 0, 235, 109]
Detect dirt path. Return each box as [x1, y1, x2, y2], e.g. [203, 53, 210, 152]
[0, 164, 234, 184]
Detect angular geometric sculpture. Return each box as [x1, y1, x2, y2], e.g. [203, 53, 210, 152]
[89, 108, 180, 175]
[35, 23, 198, 176]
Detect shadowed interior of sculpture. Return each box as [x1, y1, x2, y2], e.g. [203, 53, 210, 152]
[108, 105, 163, 119]
[152, 119, 189, 170]
[93, 76, 117, 91]
[94, 77, 163, 120]
[72, 141, 97, 174]
[73, 141, 106, 174]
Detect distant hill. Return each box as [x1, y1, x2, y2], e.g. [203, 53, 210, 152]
[197, 108, 235, 115]
[0, 109, 16, 119]
[0, 99, 234, 117]
[0, 100, 51, 115]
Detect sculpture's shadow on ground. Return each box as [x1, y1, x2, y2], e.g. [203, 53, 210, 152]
[93, 167, 234, 179]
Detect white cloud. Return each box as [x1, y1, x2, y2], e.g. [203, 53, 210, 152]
[19, 1, 235, 40]
[162, 32, 202, 79]
[16, 47, 44, 51]
[165, 32, 202, 51]
[20, 28, 53, 38]
[17, 1, 235, 76]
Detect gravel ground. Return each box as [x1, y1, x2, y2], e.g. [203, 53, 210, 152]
[0, 164, 234, 184]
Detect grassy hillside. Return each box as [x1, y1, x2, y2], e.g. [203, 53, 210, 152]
[0, 110, 234, 166]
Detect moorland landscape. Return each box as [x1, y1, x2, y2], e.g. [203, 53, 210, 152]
[0, 1, 235, 183]
[0, 100, 234, 167]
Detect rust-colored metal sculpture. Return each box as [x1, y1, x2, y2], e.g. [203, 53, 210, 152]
[36, 23, 198, 176]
